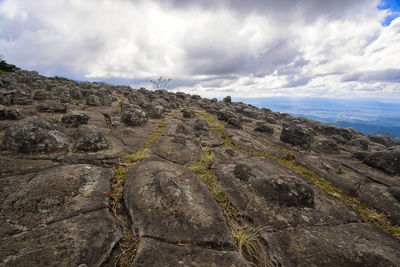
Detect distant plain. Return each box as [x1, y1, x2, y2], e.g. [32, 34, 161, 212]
[237, 97, 400, 141]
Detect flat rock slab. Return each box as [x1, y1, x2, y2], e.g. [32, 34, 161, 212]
[263, 223, 400, 267]
[295, 153, 366, 193]
[0, 209, 120, 267]
[213, 156, 360, 229]
[110, 122, 157, 149]
[2, 164, 113, 229]
[0, 156, 59, 178]
[225, 129, 287, 159]
[151, 136, 202, 164]
[132, 238, 248, 267]
[124, 159, 234, 247]
[358, 183, 400, 225]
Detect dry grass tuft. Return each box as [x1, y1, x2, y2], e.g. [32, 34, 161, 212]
[109, 122, 166, 266]
[189, 144, 273, 266]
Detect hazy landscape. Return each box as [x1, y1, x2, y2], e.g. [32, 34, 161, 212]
[239, 97, 400, 140]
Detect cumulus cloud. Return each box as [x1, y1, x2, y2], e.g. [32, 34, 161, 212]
[0, 0, 399, 98]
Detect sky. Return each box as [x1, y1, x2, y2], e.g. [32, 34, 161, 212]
[0, 0, 400, 99]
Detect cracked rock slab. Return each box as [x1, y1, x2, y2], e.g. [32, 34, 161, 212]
[124, 159, 234, 247]
[151, 136, 202, 164]
[132, 238, 248, 267]
[2, 164, 113, 229]
[0, 209, 121, 267]
[213, 156, 361, 229]
[263, 223, 400, 267]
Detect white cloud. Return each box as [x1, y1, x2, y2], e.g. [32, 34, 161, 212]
[0, 0, 399, 98]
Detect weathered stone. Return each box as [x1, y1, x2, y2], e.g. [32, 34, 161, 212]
[223, 95, 232, 104]
[32, 90, 50, 101]
[254, 123, 274, 134]
[0, 90, 32, 105]
[194, 118, 209, 131]
[358, 183, 400, 225]
[233, 163, 254, 182]
[133, 238, 247, 267]
[73, 125, 108, 152]
[146, 103, 164, 119]
[250, 175, 315, 208]
[350, 136, 370, 151]
[363, 150, 400, 175]
[124, 159, 234, 246]
[313, 138, 340, 154]
[121, 108, 148, 126]
[2, 164, 113, 228]
[280, 123, 314, 149]
[2, 117, 72, 153]
[86, 94, 102, 106]
[176, 123, 191, 135]
[320, 124, 353, 140]
[69, 87, 83, 99]
[263, 223, 400, 267]
[0, 105, 23, 120]
[182, 108, 195, 118]
[36, 101, 67, 113]
[0, 209, 120, 267]
[369, 134, 395, 147]
[152, 136, 202, 164]
[61, 112, 89, 127]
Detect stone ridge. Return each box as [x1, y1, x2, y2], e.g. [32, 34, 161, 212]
[0, 69, 399, 266]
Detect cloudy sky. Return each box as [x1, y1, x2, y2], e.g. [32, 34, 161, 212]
[1, 0, 399, 99]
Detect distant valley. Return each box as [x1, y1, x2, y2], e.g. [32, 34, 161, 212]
[239, 97, 400, 141]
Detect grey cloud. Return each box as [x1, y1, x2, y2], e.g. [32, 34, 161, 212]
[157, 0, 370, 20]
[285, 76, 312, 87]
[341, 69, 400, 83]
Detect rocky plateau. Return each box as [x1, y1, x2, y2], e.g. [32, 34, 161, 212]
[0, 69, 400, 266]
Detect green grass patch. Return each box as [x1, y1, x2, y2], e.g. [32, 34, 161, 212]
[124, 122, 166, 163]
[114, 98, 125, 112]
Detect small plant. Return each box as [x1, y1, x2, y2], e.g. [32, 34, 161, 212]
[0, 55, 20, 72]
[150, 76, 172, 89]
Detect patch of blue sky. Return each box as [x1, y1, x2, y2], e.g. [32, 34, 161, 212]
[378, 0, 400, 26]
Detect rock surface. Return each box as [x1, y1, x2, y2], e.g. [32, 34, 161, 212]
[1, 68, 399, 266]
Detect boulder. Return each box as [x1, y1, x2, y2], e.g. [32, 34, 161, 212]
[33, 90, 50, 101]
[254, 123, 274, 134]
[2, 117, 72, 153]
[0, 90, 32, 105]
[363, 150, 400, 175]
[69, 87, 83, 99]
[223, 95, 232, 104]
[369, 134, 395, 147]
[0, 105, 23, 120]
[73, 125, 108, 152]
[280, 123, 314, 149]
[61, 112, 89, 127]
[249, 175, 315, 208]
[146, 103, 164, 119]
[121, 108, 148, 126]
[194, 118, 209, 131]
[320, 124, 353, 140]
[182, 108, 195, 118]
[350, 136, 370, 151]
[86, 94, 102, 106]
